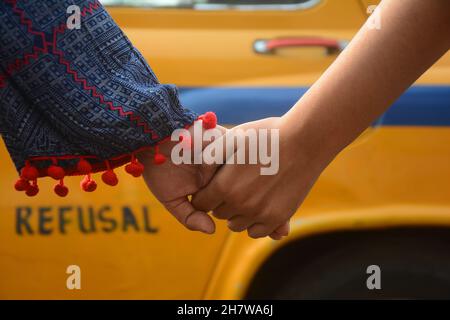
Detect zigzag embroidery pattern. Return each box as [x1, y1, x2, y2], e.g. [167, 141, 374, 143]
[0, 0, 159, 140]
[0, 0, 49, 88]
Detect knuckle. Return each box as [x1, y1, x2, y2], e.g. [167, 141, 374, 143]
[247, 230, 259, 239]
[228, 223, 243, 233]
[191, 196, 207, 211]
[240, 196, 265, 216]
[240, 201, 256, 213]
[248, 225, 269, 239]
[213, 181, 228, 197]
[212, 209, 230, 220]
[258, 209, 280, 225]
[248, 231, 264, 239]
[212, 211, 224, 219]
[227, 220, 246, 233]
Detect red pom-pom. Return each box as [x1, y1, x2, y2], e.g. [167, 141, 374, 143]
[80, 175, 88, 188]
[21, 166, 39, 181]
[201, 111, 217, 129]
[153, 153, 166, 165]
[14, 178, 30, 192]
[25, 184, 39, 197]
[125, 161, 144, 177]
[81, 176, 97, 192]
[77, 159, 92, 174]
[47, 165, 65, 180]
[85, 180, 97, 192]
[54, 184, 69, 197]
[102, 170, 118, 186]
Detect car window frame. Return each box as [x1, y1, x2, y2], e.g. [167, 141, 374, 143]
[101, 0, 321, 11]
[194, 0, 320, 11]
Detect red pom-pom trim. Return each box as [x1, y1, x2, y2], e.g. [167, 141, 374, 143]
[200, 111, 217, 129]
[125, 162, 144, 177]
[77, 158, 92, 174]
[21, 164, 39, 181]
[54, 180, 69, 197]
[125, 154, 144, 177]
[25, 181, 39, 197]
[48, 165, 65, 180]
[153, 145, 166, 165]
[15, 178, 30, 192]
[13, 112, 218, 197]
[153, 153, 166, 165]
[102, 170, 118, 186]
[81, 175, 97, 192]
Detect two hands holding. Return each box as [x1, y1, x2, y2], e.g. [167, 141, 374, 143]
[139, 116, 312, 240]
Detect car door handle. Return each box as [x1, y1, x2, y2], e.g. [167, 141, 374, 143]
[253, 37, 348, 55]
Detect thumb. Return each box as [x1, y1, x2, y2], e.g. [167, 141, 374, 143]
[163, 196, 216, 234]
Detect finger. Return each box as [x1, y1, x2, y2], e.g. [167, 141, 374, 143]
[164, 197, 215, 234]
[192, 169, 227, 213]
[269, 233, 283, 241]
[193, 127, 240, 211]
[194, 125, 229, 190]
[275, 222, 290, 237]
[210, 203, 235, 220]
[269, 222, 290, 240]
[227, 215, 253, 232]
[200, 124, 227, 149]
[247, 223, 274, 239]
[202, 127, 240, 166]
[194, 124, 228, 162]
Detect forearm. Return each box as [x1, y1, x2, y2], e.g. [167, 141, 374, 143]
[0, 0, 197, 196]
[282, 0, 450, 165]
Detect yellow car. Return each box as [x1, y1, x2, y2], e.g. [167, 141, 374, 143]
[1, 0, 449, 299]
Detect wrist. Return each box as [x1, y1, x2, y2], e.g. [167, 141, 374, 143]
[279, 110, 338, 174]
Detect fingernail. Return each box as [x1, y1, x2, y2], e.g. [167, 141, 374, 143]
[199, 225, 215, 235]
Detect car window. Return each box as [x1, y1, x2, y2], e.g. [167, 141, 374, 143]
[100, 0, 319, 10]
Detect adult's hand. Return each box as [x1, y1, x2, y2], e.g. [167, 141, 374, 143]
[139, 121, 225, 235]
[192, 117, 325, 239]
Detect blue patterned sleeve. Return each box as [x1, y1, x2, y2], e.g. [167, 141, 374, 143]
[0, 0, 205, 196]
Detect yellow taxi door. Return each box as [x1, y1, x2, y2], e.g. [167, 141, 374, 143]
[0, 0, 367, 299]
[111, 0, 366, 116]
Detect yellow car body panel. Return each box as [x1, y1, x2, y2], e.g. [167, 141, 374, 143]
[205, 127, 450, 299]
[0, 0, 449, 299]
